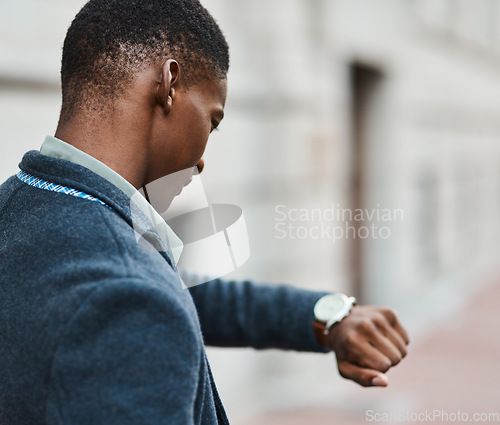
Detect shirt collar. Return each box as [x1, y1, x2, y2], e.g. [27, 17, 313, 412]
[40, 135, 183, 265]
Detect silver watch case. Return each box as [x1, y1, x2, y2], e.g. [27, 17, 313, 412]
[314, 293, 356, 333]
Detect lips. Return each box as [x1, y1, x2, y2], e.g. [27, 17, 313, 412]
[175, 169, 196, 196]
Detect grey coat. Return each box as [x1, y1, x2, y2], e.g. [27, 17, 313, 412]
[0, 151, 329, 425]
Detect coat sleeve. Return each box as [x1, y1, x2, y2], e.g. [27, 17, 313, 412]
[186, 274, 331, 353]
[46, 278, 203, 425]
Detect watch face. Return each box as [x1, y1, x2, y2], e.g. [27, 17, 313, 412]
[314, 294, 347, 322]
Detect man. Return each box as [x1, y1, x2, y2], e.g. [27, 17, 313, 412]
[0, 0, 409, 424]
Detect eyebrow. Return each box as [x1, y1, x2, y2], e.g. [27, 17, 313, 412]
[211, 109, 224, 131]
[213, 108, 224, 121]
[213, 103, 224, 120]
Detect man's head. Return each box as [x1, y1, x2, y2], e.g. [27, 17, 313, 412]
[56, 0, 229, 187]
[60, 0, 229, 123]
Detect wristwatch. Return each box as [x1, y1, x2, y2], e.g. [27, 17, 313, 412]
[313, 293, 357, 337]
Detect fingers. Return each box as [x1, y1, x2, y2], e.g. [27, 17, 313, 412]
[371, 310, 408, 359]
[337, 360, 389, 387]
[350, 318, 404, 370]
[367, 330, 404, 366]
[348, 338, 393, 372]
[394, 320, 410, 345]
[331, 306, 410, 376]
[379, 324, 408, 358]
[380, 307, 410, 345]
[329, 304, 410, 387]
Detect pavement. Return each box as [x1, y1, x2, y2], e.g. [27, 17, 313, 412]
[239, 274, 500, 425]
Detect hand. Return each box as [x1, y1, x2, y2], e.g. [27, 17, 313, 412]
[317, 305, 409, 387]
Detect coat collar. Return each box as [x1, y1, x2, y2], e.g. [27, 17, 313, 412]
[19, 150, 178, 269]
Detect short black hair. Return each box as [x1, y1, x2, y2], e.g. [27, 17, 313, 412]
[60, 0, 229, 122]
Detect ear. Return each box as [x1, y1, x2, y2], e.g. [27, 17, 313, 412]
[156, 59, 180, 114]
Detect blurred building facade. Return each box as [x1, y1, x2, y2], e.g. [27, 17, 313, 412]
[1, 0, 500, 423]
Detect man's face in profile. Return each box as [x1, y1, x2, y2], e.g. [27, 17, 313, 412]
[147, 76, 227, 184]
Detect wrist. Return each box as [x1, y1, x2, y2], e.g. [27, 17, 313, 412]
[313, 321, 332, 349]
[312, 293, 356, 349]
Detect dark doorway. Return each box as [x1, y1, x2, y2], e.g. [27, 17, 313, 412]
[349, 63, 384, 303]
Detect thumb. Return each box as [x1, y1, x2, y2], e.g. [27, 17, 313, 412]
[337, 360, 390, 387]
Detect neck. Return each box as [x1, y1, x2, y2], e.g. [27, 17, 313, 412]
[55, 109, 151, 190]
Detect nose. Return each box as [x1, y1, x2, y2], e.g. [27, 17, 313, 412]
[196, 158, 205, 174]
